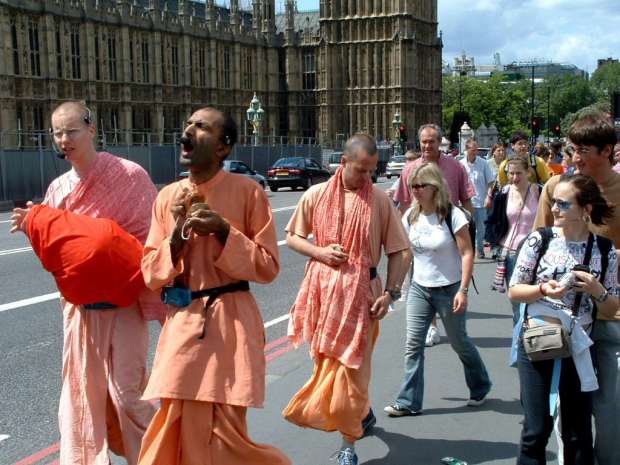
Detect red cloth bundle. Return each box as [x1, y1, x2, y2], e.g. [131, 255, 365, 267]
[27, 204, 145, 307]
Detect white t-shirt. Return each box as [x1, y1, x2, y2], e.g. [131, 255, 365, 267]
[403, 206, 468, 287]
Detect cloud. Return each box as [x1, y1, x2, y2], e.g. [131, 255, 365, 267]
[439, 0, 620, 71]
[294, 0, 620, 72]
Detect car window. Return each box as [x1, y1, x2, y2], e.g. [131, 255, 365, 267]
[273, 157, 304, 168]
[235, 162, 249, 173]
[329, 153, 343, 164]
[306, 159, 321, 169]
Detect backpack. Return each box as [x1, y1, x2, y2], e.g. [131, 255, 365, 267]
[446, 204, 479, 294]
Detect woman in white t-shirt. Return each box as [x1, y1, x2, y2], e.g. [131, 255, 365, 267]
[384, 163, 492, 417]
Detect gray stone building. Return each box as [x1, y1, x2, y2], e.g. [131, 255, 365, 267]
[0, 0, 442, 146]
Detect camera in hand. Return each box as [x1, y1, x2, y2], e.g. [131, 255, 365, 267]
[558, 265, 590, 291]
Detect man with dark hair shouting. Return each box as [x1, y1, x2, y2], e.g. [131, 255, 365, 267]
[138, 107, 290, 465]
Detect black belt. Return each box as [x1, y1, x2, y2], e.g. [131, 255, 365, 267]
[83, 302, 118, 310]
[196, 281, 250, 339]
[370, 267, 377, 280]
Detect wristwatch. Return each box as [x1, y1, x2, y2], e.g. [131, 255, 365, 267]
[385, 288, 402, 301]
[593, 289, 609, 304]
[458, 287, 469, 295]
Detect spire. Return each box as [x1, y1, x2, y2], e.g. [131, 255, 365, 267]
[261, 0, 275, 34]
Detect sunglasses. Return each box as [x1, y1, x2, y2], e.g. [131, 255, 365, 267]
[551, 198, 573, 212]
[411, 183, 431, 190]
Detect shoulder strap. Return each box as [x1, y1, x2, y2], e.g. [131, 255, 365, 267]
[596, 235, 613, 284]
[446, 204, 455, 241]
[531, 154, 540, 184]
[528, 227, 553, 285]
[571, 233, 595, 318]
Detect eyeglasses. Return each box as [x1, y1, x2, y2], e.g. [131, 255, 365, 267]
[551, 198, 573, 212]
[411, 183, 431, 190]
[568, 145, 594, 157]
[49, 127, 86, 140]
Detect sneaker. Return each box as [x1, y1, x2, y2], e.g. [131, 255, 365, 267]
[383, 403, 421, 417]
[467, 392, 489, 407]
[331, 447, 358, 465]
[425, 326, 440, 347]
[361, 408, 376, 437]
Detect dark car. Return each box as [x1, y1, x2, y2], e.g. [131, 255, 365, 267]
[266, 157, 330, 192]
[179, 160, 266, 188]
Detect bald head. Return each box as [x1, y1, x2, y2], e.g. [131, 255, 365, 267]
[52, 101, 92, 126]
[343, 133, 378, 160]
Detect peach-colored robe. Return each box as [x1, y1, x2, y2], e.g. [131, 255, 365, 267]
[139, 170, 290, 465]
[43, 152, 158, 465]
[283, 183, 410, 441]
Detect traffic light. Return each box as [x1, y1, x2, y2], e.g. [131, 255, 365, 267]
[532, 117, 542, 138]
[553, 124, 561, 137]
[399, 124, 407, 143]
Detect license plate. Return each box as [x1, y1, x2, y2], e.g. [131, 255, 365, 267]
[276, 172, 289, 177]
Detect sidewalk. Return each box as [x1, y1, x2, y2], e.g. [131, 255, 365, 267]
[248, 260, 560, 465]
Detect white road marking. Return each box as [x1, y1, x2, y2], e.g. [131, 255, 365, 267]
[0, 246, 32, 256]
[0, 292, 61, 313]
[0, 434, 9, 442]
[264, 313, 290, 329]
[0, 234, 312, 314]
[0, 220, 12, 224]
[271, 206, 297, 213]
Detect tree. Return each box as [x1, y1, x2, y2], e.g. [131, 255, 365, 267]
[591, 62, 620, 100]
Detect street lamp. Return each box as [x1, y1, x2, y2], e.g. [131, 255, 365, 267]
[246, 93, 264, 146]
[392, 111, 402, 157]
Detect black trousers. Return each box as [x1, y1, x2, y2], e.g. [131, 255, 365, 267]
[516, 340, 593, 465]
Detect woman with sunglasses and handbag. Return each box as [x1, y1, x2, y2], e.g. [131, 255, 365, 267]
[384, 163, 491, 417]
[508, 174, 619, 465]
[485, 158, 541, 322]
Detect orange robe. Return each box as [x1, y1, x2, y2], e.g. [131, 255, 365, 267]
[43, 152, 159, 465]
[282, 184, 410, 442]
[139, 170, 290, 465]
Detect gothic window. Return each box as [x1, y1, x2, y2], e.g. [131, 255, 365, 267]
[368, 46, 374, 87]
[377, 45, 383, 86]
[160, 43, 166, 84]
[10, 17, 19, 75]
[32, 104, 45, 131]
[28, 18, 41, 76]
[223, 46, 231, 89]
[141, 41, 150, 83]
[127, 40, 134, 81]
[242, 50, 252, 90]
[197, 43, 207, 87]
[171, 42, 179, 85]
[302, 50, 316, 90]
[55, 22, 62, 78]
[108, 34, 117, 81]
[70, 24, 81, 79]
[94, 33, 101, 80]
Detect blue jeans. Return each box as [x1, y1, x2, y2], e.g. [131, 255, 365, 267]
[395, 281, 492, 411]
[591, 321, 620, 465]
[473, 207, 487, 253]
[517, 338, 593, 465]
[504, 251, 521, 325]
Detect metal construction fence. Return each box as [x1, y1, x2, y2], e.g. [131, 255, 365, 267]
[0, 131, 322, 202]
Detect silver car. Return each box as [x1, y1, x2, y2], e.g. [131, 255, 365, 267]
[385, 156, 407, 179]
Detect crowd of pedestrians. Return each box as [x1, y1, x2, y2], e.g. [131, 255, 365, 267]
[8, 100, 620, 465]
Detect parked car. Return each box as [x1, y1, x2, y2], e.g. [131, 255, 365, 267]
[266, 157, 331, 192]
[179, 160, 266, 188]
[327, 151, 344, 174]
[385, 156, 407, 179]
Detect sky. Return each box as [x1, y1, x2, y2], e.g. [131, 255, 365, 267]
[290, 0, 620, 73]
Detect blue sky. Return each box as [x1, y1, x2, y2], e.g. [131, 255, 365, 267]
[287, 0, 620, 72]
